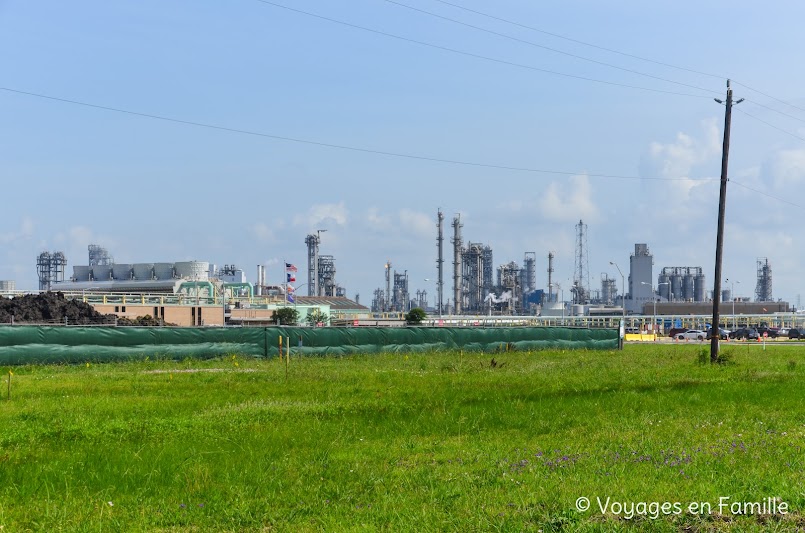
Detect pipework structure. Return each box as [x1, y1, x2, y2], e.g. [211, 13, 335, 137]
[657, 266, 705, 302]
[601, 273, 617, 305]
[36, 251, 67, 291]
[392, 270, 409, 312]
[497, 261, 521, 314]
[385, 260, 392, 312]
[522, 252, 536, 294]
[451, 215, 463, 315]
[316, 255, 336, 297]
[88, 244, 113, 267]
[461, 242, 493, 313]
[436, 209, 444, 316]
[547, 252, 555, 303]
[304, 231, 323, 297]
[573, 220, 590, 304]
[371, 288, 385, 313]
[755, 257, 772, 302]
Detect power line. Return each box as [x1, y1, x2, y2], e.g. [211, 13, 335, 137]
[731, 179, 804, 209]
[733, 81, 805, 116]
[426, 0, 805, 124]
[0, 86, 714, 183]
[382, 0, 720, 97]
[427, 0, 726, 80]
[251, 0, 714, 99]
[744, 98, 805, 126]
[735, 107, 805, 144]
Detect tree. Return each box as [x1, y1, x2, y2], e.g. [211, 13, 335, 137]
[273, 307, 299, 325]
[305, 309, 329, 327]
[405, 307, 427, 325]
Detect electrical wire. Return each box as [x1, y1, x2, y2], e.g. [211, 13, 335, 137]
[735, 107, 805, 144]
[731, 180, 804, 209]
[733, 81, 805, 116]
[0, 86, 715, 183]
[426, 0, 805, 127]
[743, 98, 805, 126]
[382, 0, 720, 97]
[427, 0, 726, 80]
[250, 0, 714, 99]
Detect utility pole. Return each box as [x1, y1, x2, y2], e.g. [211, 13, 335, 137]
[711, 80, 744, 363]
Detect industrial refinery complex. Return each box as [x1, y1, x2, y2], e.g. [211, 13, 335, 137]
[0, 211, 792, 328]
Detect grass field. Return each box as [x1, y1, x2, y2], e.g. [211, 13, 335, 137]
[1, 344, 804, 531]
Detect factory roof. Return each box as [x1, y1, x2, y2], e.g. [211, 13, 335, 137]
[52, 280, 184, 293]
[294, 296, 369, 311]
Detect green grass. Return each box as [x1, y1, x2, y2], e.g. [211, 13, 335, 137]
[1, 344, 804, 531]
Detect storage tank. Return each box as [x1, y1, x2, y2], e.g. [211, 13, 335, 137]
[153, 263, 175, 280]
[72, 265, 91, 281]
[91, 265, 112, 281]
[670, 274, 683, 302]
[112, 264, 132, 280]
[721, 289, 731, 303]
[0, 280, 15, 291]
[133, 263, 154, 280]
[694, 274, 706, 302]
[658, 274, 671, 300]
[571, 304, 585, 316]
[174, 261, 210, 280]
[682, 273, 695, 301]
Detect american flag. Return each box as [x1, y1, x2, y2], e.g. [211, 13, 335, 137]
[285, 263, 298, 272]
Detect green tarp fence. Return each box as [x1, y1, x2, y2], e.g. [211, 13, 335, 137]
[0, 325, 619, 365]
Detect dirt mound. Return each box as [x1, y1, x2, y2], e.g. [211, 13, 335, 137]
[0, 292, 115, 325]
[116, 315, 167, 326]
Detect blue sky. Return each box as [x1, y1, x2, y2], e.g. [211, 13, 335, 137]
[3, 1, 805, 306]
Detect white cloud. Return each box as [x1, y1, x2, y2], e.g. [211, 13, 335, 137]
[538, 173, 598, 222]
[68, 226, 94, 247]
[293, 202, 348, 228]
[398, 208, 432, 238]
[362, 207, 432, 238]
[762, 148, 805, 189]
[0, 216, 34, 244]
[640, 118, 721, 199]
[251, 222, 279, 243]
[365, 207, 391, 229]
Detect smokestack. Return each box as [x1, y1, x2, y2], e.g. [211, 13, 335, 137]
[437, 209, 444, 316]
[452, 215, 462, 315]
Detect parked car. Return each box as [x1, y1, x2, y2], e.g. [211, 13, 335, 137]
[777, 327, 790, 337]
[729, 327, 760, 340]
[788, 328, 804, 339]
[676, 329, 707, 341]
[706, 327, 730, 340]
[668, 327, 689, 338]
[756, 326, 779, 338]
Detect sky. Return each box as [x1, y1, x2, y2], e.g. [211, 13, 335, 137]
[3, 0, 805, 307]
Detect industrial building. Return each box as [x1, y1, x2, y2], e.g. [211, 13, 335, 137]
[626, 244, 654, 313]
[34, 244, 370, 327]
[10, 216, 796, 326]
[657, 266, 706, 303]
